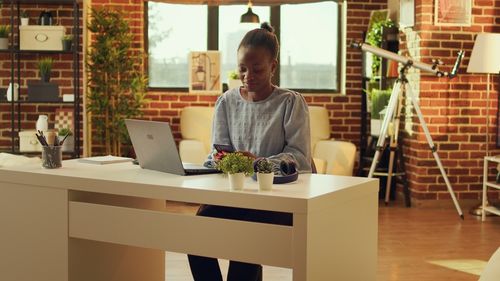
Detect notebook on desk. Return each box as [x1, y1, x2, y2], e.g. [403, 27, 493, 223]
[125, 119, 219, 176]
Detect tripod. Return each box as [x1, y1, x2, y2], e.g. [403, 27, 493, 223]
[368, 65, 464, 219]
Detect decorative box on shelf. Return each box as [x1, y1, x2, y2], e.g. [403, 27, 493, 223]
[19, 25, 65, 51]
[19, 130, 57, 152]
[27, 82, 60, 102]
[19, 130, 41, 152]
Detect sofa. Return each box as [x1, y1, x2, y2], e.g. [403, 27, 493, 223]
[179, 106, 356, 176]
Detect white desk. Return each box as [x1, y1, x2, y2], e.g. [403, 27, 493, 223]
[0, 160, 378, 281]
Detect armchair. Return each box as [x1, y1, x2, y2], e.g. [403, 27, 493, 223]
[309, 106, 356, 176]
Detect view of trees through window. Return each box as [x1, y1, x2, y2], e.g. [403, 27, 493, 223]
[148, 2, 340, 91]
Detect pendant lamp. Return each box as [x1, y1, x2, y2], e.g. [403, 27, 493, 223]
[240, 0, 260, 23]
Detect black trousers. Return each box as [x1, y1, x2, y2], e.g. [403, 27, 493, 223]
[188, 205, 293, 281]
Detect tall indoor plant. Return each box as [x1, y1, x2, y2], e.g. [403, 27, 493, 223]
[86, 8, 148, 156]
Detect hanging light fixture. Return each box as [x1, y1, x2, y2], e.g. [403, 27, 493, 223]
[240, 0, 260, 23]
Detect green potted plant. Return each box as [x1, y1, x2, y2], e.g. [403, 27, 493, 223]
[57, 127, 74, 152]
[37, 57, 53, 82]
[369, 88, 392, 136]
[254, 158, 274, 191]
[0, 25, 10, 50]
[61, 34, 73, 51]
[366, 18, 395, 77]
[20, 11, 29, 26]
[86, 8, 148, 156]
[227, 70, 242, 89]
[215, 152, 254, 190]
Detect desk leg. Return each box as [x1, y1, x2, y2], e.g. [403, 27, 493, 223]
[0, 183, 68, 281]
[292, 193, 378, 281]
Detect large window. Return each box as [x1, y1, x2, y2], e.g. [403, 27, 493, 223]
[280, 2, 338, 90]
[219, 5, 270, 81]
[147, 1, 344, 92]
[148, 3, 207, 87]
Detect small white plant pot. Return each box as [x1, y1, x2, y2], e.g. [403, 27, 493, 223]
[228, 172, 245, 190]
[0, 38, 8, 50]
[20, 18, 29, 26]
[228, 78, 242, 89]
[58, 135, 74, 152]
[257, 172, 274, 191]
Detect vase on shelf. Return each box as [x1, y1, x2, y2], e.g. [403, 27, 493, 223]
[36, 115, 48, 132]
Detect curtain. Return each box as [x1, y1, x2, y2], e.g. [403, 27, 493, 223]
[145, 0, 345, 5]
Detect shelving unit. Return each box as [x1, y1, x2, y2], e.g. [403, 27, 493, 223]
[482, 156, 500, 220]
[2, 0, 80, 157]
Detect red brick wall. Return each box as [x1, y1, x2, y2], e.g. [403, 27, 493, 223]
[0, 4, 82, 153]
[400, 0, 500, 204]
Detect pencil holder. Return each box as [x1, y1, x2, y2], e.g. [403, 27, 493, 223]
[42, 146, 62, 169]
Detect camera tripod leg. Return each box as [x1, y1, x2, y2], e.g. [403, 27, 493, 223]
[384, 84, 405, 205]
[368, 81, 403, 178]
[407, 87, 464, 219]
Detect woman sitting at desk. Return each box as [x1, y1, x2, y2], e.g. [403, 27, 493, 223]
[188, 22, 311, 281]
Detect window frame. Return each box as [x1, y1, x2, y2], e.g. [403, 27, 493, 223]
[145, 1, 346, 94]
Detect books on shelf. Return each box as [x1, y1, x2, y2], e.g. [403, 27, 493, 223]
[78, 155, 133, 165]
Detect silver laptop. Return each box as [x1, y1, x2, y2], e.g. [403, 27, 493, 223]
[125, 119, 219, 176]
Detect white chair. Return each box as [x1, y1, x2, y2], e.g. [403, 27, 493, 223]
[478, 247, 500, 281]
[179, 106, 214, 165]
[309, 106, 356, 176]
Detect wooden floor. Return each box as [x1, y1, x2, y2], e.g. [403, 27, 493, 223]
[164, 201, 500, 281]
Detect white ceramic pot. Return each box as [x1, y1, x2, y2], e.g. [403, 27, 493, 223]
[36, 115, 49, 132]
[6, 82, 19, 101]
[227, 78, 242, 89]
[58, 135, 74, 152]
[370, 119, 381, 136]
[228, 172, 245, 190]
[20, 18, 29, 26]
[257, 172, 273, 191]
[0, 38, 8, 50]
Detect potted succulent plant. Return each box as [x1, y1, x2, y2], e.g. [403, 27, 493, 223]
[254, 158, 274, 191]
[38, 57, 53, 82]
[227, 70, 242, 89]
[57, 127, 73, 152]
[61, 34, 73, 51]
[0, 25, 10, 50]
[20, 11, 29, 26]
[215, 152, 254, 190]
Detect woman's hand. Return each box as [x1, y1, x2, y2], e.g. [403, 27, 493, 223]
[237, 150, 256, 159]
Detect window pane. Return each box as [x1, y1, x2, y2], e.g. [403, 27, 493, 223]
[280, 2, 339, 90]
[219, 6, 270, 84]
[148, 2, 207, 87]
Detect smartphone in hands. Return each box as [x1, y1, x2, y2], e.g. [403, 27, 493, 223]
[214, 143, 235, 153]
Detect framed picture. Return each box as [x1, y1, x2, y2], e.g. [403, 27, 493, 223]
[188, 51, 221, 94]
[434, 0, 471, 26]
[399, 0, 414, 28]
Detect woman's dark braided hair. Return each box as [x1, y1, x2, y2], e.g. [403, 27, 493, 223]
[238, 22, 279, 60]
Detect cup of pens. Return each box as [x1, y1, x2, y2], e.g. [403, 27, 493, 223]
[36, 130, 64, 169]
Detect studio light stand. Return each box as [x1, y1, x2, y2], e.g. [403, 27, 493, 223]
[352, 41, 465, 219]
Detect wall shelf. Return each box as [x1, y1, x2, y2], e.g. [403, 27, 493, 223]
[1, 0, 80, 158]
